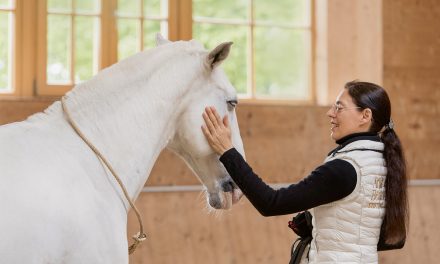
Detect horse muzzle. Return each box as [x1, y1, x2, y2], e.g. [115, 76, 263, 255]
[208, 180, 243, 209]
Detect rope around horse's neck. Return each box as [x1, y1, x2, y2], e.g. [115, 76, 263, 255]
[61, 97, 147, 254]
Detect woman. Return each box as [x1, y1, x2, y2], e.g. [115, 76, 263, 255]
[201, 81, 408, 263]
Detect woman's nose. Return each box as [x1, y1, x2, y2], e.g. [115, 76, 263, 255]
[326, 107, 335, 117]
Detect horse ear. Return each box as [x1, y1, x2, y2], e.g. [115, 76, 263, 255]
[156, 33, 171, 46]
[206, 42, 233, 70]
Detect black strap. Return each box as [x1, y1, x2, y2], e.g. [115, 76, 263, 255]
[289, 236, 312, 264]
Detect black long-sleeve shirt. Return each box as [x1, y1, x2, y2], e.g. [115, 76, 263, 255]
[219, 132, 380, 217]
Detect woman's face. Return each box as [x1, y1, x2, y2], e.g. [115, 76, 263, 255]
[326, 89, 371, 141]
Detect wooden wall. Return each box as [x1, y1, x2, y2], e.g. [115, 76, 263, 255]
[1, 0, 440, 263]
[126, 186, 439, 264]
[383, 0, 440, 180]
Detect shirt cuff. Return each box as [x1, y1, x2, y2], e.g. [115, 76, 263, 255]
[219, 147, 239, 162]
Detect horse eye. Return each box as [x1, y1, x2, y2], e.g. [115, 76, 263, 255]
[227, 100, 238, 110]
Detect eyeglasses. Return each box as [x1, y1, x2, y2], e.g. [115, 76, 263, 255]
[330, 103, 361, 114]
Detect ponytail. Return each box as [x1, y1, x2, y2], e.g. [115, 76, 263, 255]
[345, 80, 409, 245]
[380, 127, 409, 244]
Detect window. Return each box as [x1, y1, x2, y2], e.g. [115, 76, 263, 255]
[1, 0, 313, 102]
[45, 0, 100, 85]
[116, 0, 168, 60]
[0, 0, 15, 94]
[37, 0, 169, 95]
[193, 0, 312, 101]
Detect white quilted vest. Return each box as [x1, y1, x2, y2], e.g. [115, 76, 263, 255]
[307, 140, 386, 264]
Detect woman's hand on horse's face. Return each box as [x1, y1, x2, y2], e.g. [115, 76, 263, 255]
[202, 106, 233, 155]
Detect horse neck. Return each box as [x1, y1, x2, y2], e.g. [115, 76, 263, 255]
[63, 48, 201, 199]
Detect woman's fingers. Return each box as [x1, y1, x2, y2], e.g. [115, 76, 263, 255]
[201, 125, 213, 142]
[210, 107, 223, 125]
[223, 115, 229, 128]
[201, 107, 233, 155]
[206, 107, 221, 128]
[202, 111, 216, 135]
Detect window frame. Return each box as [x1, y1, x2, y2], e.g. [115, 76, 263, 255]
[1, 0, 315, 105]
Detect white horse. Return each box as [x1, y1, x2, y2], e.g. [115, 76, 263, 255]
[0, 35, 245, 263]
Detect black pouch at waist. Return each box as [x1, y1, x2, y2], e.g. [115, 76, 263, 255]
[288, 211, 313, 264]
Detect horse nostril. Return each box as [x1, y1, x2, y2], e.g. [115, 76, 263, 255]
[222, 180, 234, 192]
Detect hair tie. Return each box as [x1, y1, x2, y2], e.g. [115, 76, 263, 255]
[378, 118, 394, 136]
[386, 118, 394, 130]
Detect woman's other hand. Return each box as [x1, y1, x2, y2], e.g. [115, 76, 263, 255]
[201, 106, 233, 155]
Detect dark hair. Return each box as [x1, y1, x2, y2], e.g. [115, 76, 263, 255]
[345, 80, 408, 244]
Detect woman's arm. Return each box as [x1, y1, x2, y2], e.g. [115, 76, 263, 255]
[220, 148, 357, 216]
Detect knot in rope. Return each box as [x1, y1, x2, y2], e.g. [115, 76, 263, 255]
[129, 232, 148, 254]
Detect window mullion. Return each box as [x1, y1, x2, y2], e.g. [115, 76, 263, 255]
[36, 0, 47, 95]
[100, 0, 117, 69]
[12, 0, 20, 96]
[70, 8, 75, 85]
[168, 0, 178, 41]
[309, 0, 316, 103]
[179, 0, 191, 40]
[140, 0, 144, 50]
[249, 0, 255, 99]
[139, 17, 143, 51]
[168, 0, 191, 41]
[19, 0, 40, 97]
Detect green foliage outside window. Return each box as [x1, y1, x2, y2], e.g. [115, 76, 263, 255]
[117, 18, 141, 61]
[254, 27, 309, 99]
[47, 14, 71, 84]
[143, 20, 161, 50]
[0, 0, 12, 9]
[74, 16, 98, 83]
[193, 0, 248, 20]
[143, 0, 162, 17]
[254, 0, 309, 25]
[47, 0, 72, 12]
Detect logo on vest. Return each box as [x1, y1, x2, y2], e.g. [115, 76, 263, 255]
[368, 177, 385, 208]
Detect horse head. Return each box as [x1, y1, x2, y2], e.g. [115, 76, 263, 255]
[159, 34, 245, 210]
